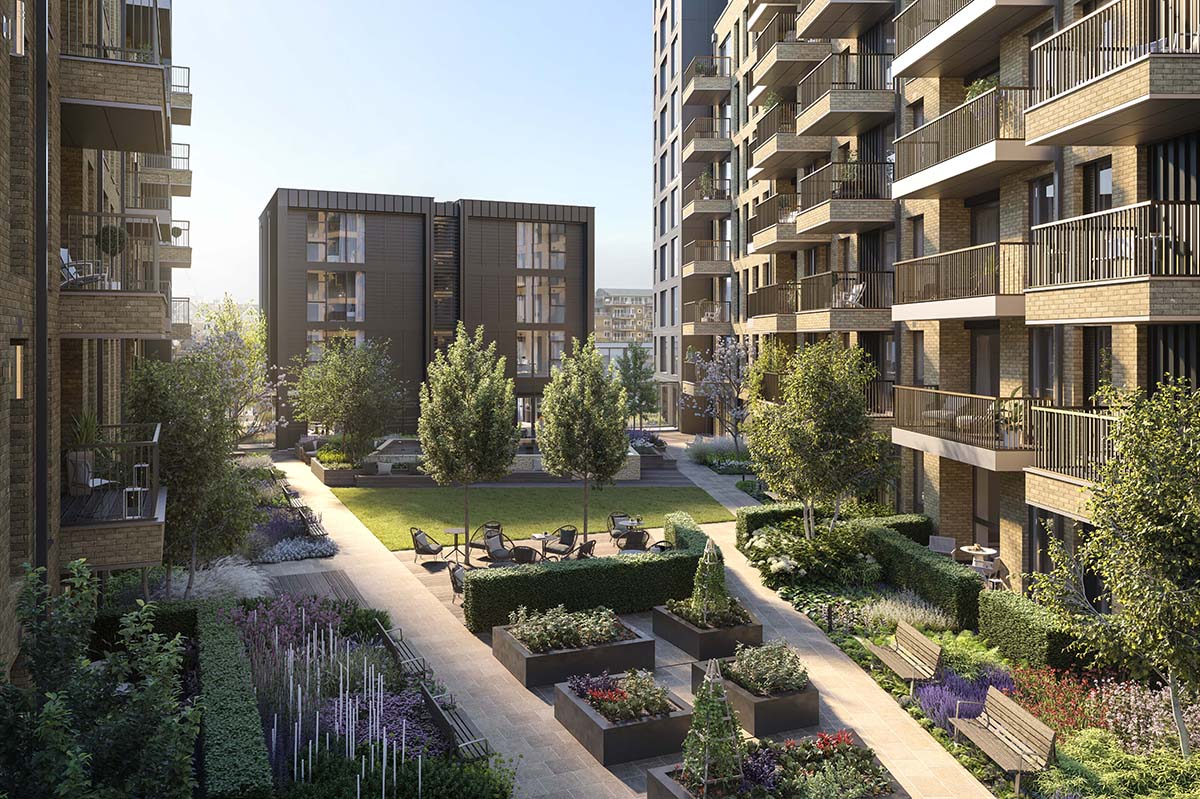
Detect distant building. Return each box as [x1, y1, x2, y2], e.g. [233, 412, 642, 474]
[594, 288, 653, 346]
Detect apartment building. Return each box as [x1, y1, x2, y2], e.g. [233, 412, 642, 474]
[707, 0, 1200, 593]
[259, 190, 596, 448]
[652, 0, 728, 432]
[595, 287, 653, 345]
[0, 0, 193, 673]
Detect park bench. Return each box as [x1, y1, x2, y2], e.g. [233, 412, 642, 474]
[951, 686, 1056, 794]
[419, 682, 492, 762]
[297, 506, 327, 537]
[861, 619, 942, 695]
[375, 620, 429, 680]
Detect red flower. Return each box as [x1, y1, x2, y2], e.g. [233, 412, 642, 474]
[587, 688, 629, 703]
[815, 729, 855, 753]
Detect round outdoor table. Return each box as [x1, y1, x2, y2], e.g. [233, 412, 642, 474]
[959, 544, 997, 567]
[445, 527, 467, 561]
[531, 531, 554, 555]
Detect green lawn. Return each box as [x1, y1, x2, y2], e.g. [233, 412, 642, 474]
[332, 485, 735, 550]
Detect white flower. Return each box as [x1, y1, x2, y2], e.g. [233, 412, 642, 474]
[751, 536, 770, 550]
[768, 556, 796, 574]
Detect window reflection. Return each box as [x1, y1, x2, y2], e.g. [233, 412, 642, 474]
[306, 329, 364, 362]
[307, 212, 365, 263]
[516, 330, 566, 377]
[307, 271, 365, 322]
[517, 222, 566, 270]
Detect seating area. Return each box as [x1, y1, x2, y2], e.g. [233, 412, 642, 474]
[860, 619, 943, 696]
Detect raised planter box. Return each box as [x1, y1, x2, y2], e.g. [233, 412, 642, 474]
[646, 766, 694, 799]
[553, 680, 691, 765]
[309, 458, 357, 488]
[652, 605, 763, 661]
[491, 624, 656, 688]
[689, 658, 819, 736]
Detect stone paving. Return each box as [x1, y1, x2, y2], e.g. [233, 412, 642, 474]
[266, 450, 994, 799]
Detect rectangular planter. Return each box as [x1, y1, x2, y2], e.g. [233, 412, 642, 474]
[652, 605, 762, 661]
[310, 458, 357, 487]
[492, 625, 656, 688]
[646, 766, 694, 799]
[690, 659, 819, 736]
[553, 680, 692, 765]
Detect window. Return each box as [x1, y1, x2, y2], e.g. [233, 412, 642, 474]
[911, 450, 924, 513]
[516, 275, 566, 323]
[8, 340, 24, 399]
[307, 212, 365, 263]
[517, 396, 542, 438]
[909, 98, 925, 131]
[1082, 157, 1113, 214]
[969, 199, 1000, 245]
[306, 329, 363, 362]
[1029, 327, 1057, 399]
[912, 330, 925, 385]
[516, 330, 565, 377]
[306, 271, 365, 322]
[910, 215, 925, 258]
[517, 223, 566, 270]
[1083, 326, 1112, 406]
[1029, 174, 1056, 228]
[972, 467, 1000, 550]
[670, 237, 679, 277]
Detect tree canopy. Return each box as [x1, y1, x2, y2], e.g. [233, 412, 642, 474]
[193, 295, 276, 441]
[685, 338, 751, 472]
[614, 342, 658, 427]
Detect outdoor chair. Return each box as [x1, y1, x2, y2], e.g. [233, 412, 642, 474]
[543, 525, 578, 559]
[60, 260, 107, 290]
[448, 564, 467, 604]
[410, 527, 444, 563]
[648, 540, 674, 554]
[483, 527, 516, 563]
[468, 521, 504, 554]
[511, 545, 543, 564]
[617, 527, 650, 553]
[928, 535, 957, 557]
[607, 512, 632, 543]
[573, 540, 597, 559]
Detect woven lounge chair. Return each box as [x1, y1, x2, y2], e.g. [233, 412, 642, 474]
[410, 527, 444, 563]
[543, 525, 578, 559]
[573, 540, 597, 559]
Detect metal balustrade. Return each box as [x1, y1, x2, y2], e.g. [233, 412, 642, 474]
[798, 52, 893, 109]
[895, 386, 1050, 450]
[895, 242, 1033, 303]
[683, 240, 732, 263]
[683, 117, 732, 145]
[1031, 406, 1116, 483]
[62, 0, 162, 63]
[895, 88, 1033, 179]
[752, 102, 799, 150]
[747, 272, 894, 314]
[798, 161, 893, 209]
[61, 423, 161, 524]
[61, 212, 169, 294]
[896, 0, 974, 54]
[683, 299, 732, 324]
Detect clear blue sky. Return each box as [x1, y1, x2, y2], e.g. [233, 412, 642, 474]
[173, 0, 650, 303]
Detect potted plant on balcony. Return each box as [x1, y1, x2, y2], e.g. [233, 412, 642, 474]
[695, 58, 719, 78]
[697, 171, 717, 201]
[95, 224, 128, 289]
[994, 386, 1028, 448]
[66, 410, 103, 497]
[653, 539, 762, 660]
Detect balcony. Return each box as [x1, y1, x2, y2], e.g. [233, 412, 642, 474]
[170, 65, 192, 125]
[893, 241, 1033, 320]
[681, 240, 732, 278]
[748, 13, 831, 100]
[892, 88, 1055, 199]
[760, 371, 893, 415]
[139, 143, 191, 197]
[796, 0, 895, 38]
[1025, 406, 1115, 520]
[60, 0, 169, 152]
[893, 0, 1054, 78]
[795, 161, 894, 234]
[59, 424, 166, 570]
[1026, 0, 1200, 145]
[1026, 202, 1200, 323]
[748, 193, 830, 253]
[893, 386, 1051, 470]
[796, 53, 894, 136]
[59, 212, 172, 340]
[747, 271, 894, 332]
[171, 296, 191, 340]
[682, 56, 732, 106]
[682, 118, 732, 163]
[748, 103, 831, 182]
[160, 220, 191, 268]
[126, 179, 172, 226]
[681, 177, 733, 227]
[681, 299, 733, 336]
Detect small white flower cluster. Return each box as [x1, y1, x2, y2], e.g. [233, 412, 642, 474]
[768, 555, 796, 574]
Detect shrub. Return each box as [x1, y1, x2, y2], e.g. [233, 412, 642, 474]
[977, 589, 1080, 670]
[736, 504, 932, 549]
[915, 666, 1015, 732]
[257, 535, 340, 563]
[277, 750, 515, 799]
[506, 605, 634, 653]
[723, 640, 809, 696]
[742, 521, 880, 590]
[248, 508, 306, 554]
[1010, 666, 1109, 735]
[158, 556, 273, 600]
[461, 515, 707, 633]
[865, 514, 933, 546]
[1103, 679, 1200, 754]
[1035, 728, 1200, 799]
[736, 502, 808, 547]
[864, 526, 983, 629]
[685, 436, 743, 467]
[567, 670, 674, 723]
[863, 589, 956, 634]
[314, 444, 352, 464]
[929, 630, 1003, 679]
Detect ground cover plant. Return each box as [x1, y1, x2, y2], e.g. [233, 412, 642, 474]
[506, 605, 634, 653]
[334, 485, 733, 549]
[566, 671, 674, 722]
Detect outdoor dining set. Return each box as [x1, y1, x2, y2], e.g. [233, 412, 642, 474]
[407, 512, 676, 604]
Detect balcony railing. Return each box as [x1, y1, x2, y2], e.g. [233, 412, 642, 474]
[749, 193, 800, 235]
[684, 176, 732, 203]
[171, 297, 190, 324]
[895, 386, 1051, 450]
[798, 161, 893, 209]
[61, 212, 169, 294]
[760, 371, 781, 401]
[754, 11, 799, 60]
[62, 0, 162, 63]
[895, 88, 1033, 180]
[683, 240, 732, 263]
[683, 299, 732, 324]
[1030, 0, 1200, 104]
[895, 0, 975, 54]
[61, 423, 161, 525]
[867, 378, 895, 416]
[1029, 201, 1200, 287]
[798, 52, 893, 109]
[141, 142, 190, 171]
[752, 102, 798, 150]
[168, 220, 190, 247]
[684, 55, 732, 86]
[895, 242, 1033, 303]
[1031, 406, 1116, 483]
[171, 65, 191, 93]
[683, 117, 732, 145]
[748, 272, 895, 314]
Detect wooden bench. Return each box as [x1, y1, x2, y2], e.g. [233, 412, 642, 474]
[419, 682, 492, 762]
[298, 506, 327, 537]
[375, 620, 428, 680]
[861, 619, 942, 695]
[951, 686, 1056, 794]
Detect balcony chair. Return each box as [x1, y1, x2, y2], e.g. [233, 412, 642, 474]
[835, 282, 866, 308]
[410, 527, 444, 563]
[928, 535, 957, 557]
[59, 259, 108, 290]
[573, 540, 597, 559]
[542, 525, 578, 559]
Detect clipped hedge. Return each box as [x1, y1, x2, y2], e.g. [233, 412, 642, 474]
[735, 502, 808, 547]
[865, 526, 983, 630]
[461, 512, 709, 633]
[868, 514, 933, 546]
[978, 590, 1080, 670]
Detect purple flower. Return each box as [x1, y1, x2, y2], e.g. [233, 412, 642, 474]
[229, 594, 344, 650]
[742, 745, 780, 790]
[567, 672, 618, 699]
[322, 690, 450, 757]
[916, 666, 1014, 732]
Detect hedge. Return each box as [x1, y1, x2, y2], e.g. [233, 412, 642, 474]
[461, 512, 709, 633]
[978, 590, 1080, 670]
[866, 514, 933, 546]
[736, 504, 934, 548]
[864, 526, 983, 630]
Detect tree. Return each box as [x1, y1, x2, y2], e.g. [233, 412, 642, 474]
[126, 350, 255, 597]
[193, 294, 277, 441]
[685, 338, 751, 477]
[614, 342, 657, 428]
[1030, 376, 1200, 757]
[290, 338, 409, 463]
[0, 561, 199, 799]
[539, 336, 628, 542]
[418, 323, 519, 565]
[680, 659, 743, 795]
[746, 339, 892, 539]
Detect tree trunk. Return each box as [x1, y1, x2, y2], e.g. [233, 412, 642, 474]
[163, 558, 173, 599]
[803, 499, 815, 540]
[582, 478, 590, 543]
[829, 495, 842, 534]
[184, 532, 198, 600]
[732, 431, 746, 481]
[1170, 666, 1192, 757]
[463, 482, 472, 567]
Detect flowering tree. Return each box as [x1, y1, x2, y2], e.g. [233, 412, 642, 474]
[194, 295, 279, 441]
[1031, 376, 1200, 757]
[680, 659, 743, 795]
[539, 336, 628, 541]
[685, 338, 751, 477]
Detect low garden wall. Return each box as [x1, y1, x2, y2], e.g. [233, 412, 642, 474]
[461, 512, 708, 633]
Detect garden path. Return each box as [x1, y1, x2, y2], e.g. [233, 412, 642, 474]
[657, 431, 761, 513]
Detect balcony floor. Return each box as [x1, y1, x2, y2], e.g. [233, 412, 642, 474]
[892, 140, 1056, 200]
[892, 294, 1025, 321]
[893, 0, 1054, 78]
[61, 486, 153, 526]
[892, 425, 1036, 471]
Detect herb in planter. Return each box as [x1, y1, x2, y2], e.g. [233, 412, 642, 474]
[666, 539, 752, 629]
[723, 640, 810, 696]
[567, 670, 674, 723]
[507, 605, 634, 654]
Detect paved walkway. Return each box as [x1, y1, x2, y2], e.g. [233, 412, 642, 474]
[657, 431, 761, 513]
